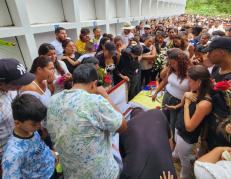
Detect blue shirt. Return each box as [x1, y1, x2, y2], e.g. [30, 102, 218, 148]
[51, 39, 63, 59]
[2, 132, 55, 179]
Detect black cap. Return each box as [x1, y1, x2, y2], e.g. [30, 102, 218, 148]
[130, 44, 143, 56]
[104, 42, 117, 56]
[0, 58, 35, 85]
[202, 37, 231, 53]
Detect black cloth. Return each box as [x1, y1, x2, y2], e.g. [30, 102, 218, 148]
[62, 52, 80, 74]
[176, 97, 211, 144]
[118, 51, 141, 100]
[118, 51, 140, 79]
[142, 45, 151, 54]
[95, 53, 121, 85]
[141, 69, 152, 86]
[119, 110, 177, 179]
[207, 65, 231, 149]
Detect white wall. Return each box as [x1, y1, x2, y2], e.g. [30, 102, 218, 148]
[130, 0, 141, 17]
[0, 0, 13, 26]
[116, 0, 126, 18]
[141, 0, 150, 16]
[79, 0, 96, 20]
[0, 0, 186, 68]
[25, 0, 65, 24]
[109, 24, 117, 35]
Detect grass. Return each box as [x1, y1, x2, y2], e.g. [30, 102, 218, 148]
[185, 0, 231, 18]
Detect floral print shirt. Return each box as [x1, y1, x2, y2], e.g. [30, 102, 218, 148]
[47, 89, 123, 179]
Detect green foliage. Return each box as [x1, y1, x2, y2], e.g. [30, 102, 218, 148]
[186, 0, 231, 17]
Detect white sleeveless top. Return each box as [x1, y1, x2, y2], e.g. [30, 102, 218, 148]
[20, 83, 51, 107]
[166, 73, 189, 100]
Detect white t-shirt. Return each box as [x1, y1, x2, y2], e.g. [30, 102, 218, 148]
[78, 53, 96, 63]
[194, 160, 231, 179]
[166, 73, 189, 100]
[51, 39, 63, 60]
[121, 32, 134, 46]
[208, 26, 225, 34]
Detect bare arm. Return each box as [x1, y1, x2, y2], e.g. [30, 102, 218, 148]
[188, 45, 195, 59]
[184, 99, 212, 132]
[198, 147, 231, 163]
[62, 56, 80, 66]
[166, 92, 197, 110]
[166, 97, 185, 110]
[152, 75, 168, 101]
[142, 46, 157, 60]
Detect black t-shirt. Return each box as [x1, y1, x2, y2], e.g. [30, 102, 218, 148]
[207, 65, 231, 149]
[95, 53, 121, 85]
[63, 52, 80, 74]
[119, 110, 177, 179]
[176, 97, 211, 144]
[118, 51, 140, 79]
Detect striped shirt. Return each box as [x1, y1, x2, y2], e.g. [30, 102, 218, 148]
[0, 91, 16, 160]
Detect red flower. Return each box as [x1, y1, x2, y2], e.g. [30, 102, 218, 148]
[104, 75, 112, 84]
[156, 106, 161, 110]
[213, 81, 230, 91]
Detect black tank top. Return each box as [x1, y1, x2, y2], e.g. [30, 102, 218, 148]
[176, 96, 212, 144]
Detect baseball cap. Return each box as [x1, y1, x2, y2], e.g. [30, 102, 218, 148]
[0, 58, 35, 85]
[130, 44, 143, 56]
[202, 37, 231, 53]
[104, 42, 117, 56]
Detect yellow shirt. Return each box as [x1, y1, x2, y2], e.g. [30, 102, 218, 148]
[75, 40, 86, 55]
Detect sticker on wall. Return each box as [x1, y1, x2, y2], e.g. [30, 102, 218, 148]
[93, 21, 97, 27]
[0, 39, 16, 47]
[54, 24, 60, 30]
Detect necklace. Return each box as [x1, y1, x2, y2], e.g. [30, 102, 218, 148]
[32, 81, 45, 94]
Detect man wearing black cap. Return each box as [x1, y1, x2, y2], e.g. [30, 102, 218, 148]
[118, 39, 143, 100]
[202, 37, 231, 149]
[0, 58, 34, 175]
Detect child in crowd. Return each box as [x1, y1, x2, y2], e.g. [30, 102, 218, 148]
[2, 94, 56, 179]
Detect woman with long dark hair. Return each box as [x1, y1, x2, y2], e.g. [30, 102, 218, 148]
[20, 56, 55, 106]
[20, 56, 56, 151]
[167, 65, 212, 179]
[95, 37, 110, 56]
[152, 48, 189, 139]
[38, 43, 72, 92]
[61, 39, 80, 74]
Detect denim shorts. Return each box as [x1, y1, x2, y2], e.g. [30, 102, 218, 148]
[162, 91, 181, 107]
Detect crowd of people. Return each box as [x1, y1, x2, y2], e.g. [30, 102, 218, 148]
[0, 14, 231, 179]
